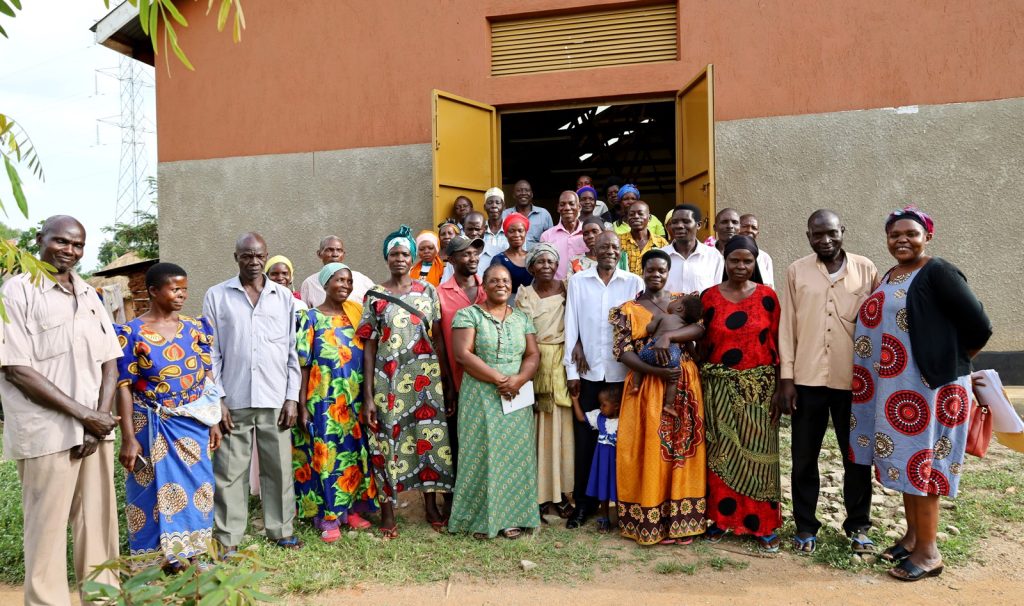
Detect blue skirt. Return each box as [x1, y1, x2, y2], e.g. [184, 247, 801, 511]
[586, 443, 617, 502]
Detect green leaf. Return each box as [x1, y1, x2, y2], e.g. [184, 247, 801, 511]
[0, 1, 16, 19]
[0, 22, 7, 38]
[4, 156, 26, 217]
[161, 0, 188, 26]
[166, 23, 195, 70]
[217, 0, 230, 31]
[9, 0, 21, 11]
[138, 0, 150, 35]
[149, 1, 158, 48]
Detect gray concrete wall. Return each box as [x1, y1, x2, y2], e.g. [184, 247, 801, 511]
[158, 143, 432, 316]
[717, 97, 1024, 352]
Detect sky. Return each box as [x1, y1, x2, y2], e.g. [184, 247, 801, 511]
[1, 1, 157, 270]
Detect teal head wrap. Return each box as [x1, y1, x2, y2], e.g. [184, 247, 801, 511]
[382, 225, 417, 260]
[318, 262, 350, 287]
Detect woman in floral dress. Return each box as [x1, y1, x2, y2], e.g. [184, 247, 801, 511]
[293, 262, 377, 543]
[357, 226, 454, 538]
[850, 207, 991, 581]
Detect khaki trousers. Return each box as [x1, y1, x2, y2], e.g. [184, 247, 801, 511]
[16, 442, 120, 606]
[213, 408, 294, 546]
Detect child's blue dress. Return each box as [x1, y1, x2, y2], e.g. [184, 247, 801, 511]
[585, 410, 618, 502]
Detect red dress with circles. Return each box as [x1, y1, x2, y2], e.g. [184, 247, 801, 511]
[700, 285, 782, 538]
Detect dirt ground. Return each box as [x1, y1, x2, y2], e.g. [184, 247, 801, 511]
[305, 536, 1024, 606]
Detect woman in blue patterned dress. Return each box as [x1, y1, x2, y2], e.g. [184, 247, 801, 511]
[357, 226, 455, 539]
[116, 263, 222, 571]
[292, 262, 377, 543]
[850, 207, 991, 582]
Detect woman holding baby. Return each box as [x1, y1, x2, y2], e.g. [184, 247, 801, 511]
[611, 249, 708, 546]
[699, 235, 783, 552]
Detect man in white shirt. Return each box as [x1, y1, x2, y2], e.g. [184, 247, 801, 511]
[661, 204, 724, 294]
[299, 235, 374, 305]
[563, 230, 643, 529]
[740, 213, 775, 288]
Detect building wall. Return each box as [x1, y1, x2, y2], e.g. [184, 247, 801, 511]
[159, 143, 432, 316]
[157, 0, 1024, 162]
[717, 96, 1024, 352]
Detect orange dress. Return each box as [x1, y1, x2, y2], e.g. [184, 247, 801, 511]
[612, 299, 708, 544]
[410, 259, 446, 286]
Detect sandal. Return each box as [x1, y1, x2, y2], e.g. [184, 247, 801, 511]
[703, 526, 726, 543]
[473, 532, 490, 540]
[273, 536, 304, 550]
[595, 517, 612, 533]
[500, 527, 522, 540]
[792, 534, 817, 555]
[555, 500, 575, 519]
[659, 539, 677, 545]
[321, 527, 341, 543]
[849, 529, 876, 555]
[347, 513, 372, 530]
[378, 526, 399, 541]
[429, 519, 448, 533]
[757, 533, 781, 554]
[677, 536, 695, 546]
[880, 544, 913, 563]
[889, 558, 944, 582]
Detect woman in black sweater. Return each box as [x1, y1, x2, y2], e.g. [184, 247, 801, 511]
[849, 206, 991, 582]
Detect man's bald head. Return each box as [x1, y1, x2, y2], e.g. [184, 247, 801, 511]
[40, 215, 85, 237]
[807, 209, 841, 229]
[235, 232, 267, 253]
[37, 215, 86, 274]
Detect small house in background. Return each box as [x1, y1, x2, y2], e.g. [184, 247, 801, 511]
[89, 252, 158, 321]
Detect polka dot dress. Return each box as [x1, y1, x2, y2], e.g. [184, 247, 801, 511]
[849, 269, 970, 497]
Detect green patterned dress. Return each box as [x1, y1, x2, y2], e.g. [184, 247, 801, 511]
[447, 305, 540, 537]
[355, 281, 454, 501]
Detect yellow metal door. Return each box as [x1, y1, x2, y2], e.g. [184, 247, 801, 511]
[432, 90, 500, 226]
[675, 65, 715, 240]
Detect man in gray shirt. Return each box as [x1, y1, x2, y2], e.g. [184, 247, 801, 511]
[203, 232, 302, 551]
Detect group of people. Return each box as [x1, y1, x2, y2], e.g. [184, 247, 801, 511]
[0, 183, 992, 602]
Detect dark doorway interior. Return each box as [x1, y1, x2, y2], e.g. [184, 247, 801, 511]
[500, 101, 676, 219]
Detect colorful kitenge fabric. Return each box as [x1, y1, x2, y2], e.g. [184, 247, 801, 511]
[447, 305, 541, 537]
[850, 269, 970, 497]
[355, 281, 454, 500]
[612, 297, 708, 545]
[292, 308, 377, 528]
[115, 316, 215, 569]
[699, 285, 782, 537]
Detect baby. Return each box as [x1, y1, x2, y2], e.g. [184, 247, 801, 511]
[632, 294, 703, 413]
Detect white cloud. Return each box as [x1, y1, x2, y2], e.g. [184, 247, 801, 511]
[0, 2, 157, 270]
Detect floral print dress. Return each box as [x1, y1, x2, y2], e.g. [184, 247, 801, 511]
[292, 307, 377, 530]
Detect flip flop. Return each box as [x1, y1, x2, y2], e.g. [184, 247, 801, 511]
[273, 536, 304, 550]
[757, 533, 781, 554]
[849, 530, 877, 555]
[501, 527, 522, 540]
[677, 536, 695, 546]
[880, 544, 912, 563]
[321, 527, 341, 543]
[347, 513, 372, 530]
[378, 526, 399, 541]
[595, 517, 612, 533]
[889, 559, 944, 582]
[659, 538, 677, 545]
[703, 527, 726, 544]
[792, 534, 817, 555]
[429, 519, 447, 533]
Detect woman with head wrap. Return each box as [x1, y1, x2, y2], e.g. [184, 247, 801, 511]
[610, 184, 668, 239]
[266, 255, 308, 312]
[411, 230, 447, 286]
[293, 262, 377, 543]
[848, 207, 990, 581]
[514, 243, 575, 519]
[699, 235, 783, 552]
[356, 226, 454, 539]
[489, 212, 532, 303]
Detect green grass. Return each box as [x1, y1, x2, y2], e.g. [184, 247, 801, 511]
[651, 551, 747, 576]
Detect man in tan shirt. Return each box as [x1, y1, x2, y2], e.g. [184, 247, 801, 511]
[773, 209, 878, 556]
[0, 216, 122, 606]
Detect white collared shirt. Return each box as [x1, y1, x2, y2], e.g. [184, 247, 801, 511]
[757, 249, 776, 289]
[563, 267, 643, 382]
[660, 241, 724, 295]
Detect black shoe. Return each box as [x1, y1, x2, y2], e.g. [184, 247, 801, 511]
[566, 510, 590, 529]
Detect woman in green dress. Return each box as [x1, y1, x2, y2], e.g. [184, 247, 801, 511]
[448, 264, 541, 539]
[357, 226, 454, 539]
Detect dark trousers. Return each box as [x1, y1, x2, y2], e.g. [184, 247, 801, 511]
[573, 378, 621, 512]
[791, 386, 872, 535]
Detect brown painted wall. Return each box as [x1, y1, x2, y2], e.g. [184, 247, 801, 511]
[157, 0, 1024, 162]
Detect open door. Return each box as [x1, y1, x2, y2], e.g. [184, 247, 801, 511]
[675, 65, 715, 240]
[432, 90, 500, 226]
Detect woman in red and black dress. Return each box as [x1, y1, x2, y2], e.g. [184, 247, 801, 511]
[700, 235, 783, 552]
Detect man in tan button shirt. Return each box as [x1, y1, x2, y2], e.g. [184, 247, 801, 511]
[0, 216, 122, 606]
[773, 209, 878, 555]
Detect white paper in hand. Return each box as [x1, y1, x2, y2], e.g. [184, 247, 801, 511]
[501, 381, 535, 415]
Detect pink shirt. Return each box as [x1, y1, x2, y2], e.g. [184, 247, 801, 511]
[539, 221, 588, 280]
[437, 274, 487, 391]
